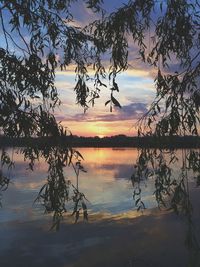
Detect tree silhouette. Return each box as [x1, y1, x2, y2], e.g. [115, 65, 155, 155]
[1, 0, 200, 230]
[1, 0, 200, 138]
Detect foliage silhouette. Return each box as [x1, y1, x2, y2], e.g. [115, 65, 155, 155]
[1, 1, 200, 220]
[0, 0, 200, 138]
[1, 1, 200, 263]
[30, 146, 89, 229]
[0, 144, 88, 229]
[132, 147, 200, 266]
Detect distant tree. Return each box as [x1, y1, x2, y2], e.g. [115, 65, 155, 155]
[1, 0, 200, 139]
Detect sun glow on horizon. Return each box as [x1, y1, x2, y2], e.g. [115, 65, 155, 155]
[55, 65, 155, 137]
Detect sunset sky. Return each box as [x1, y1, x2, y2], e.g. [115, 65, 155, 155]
[54, 0, 157, 137]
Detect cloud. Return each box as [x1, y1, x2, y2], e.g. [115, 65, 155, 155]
[60, 102, 148, 123]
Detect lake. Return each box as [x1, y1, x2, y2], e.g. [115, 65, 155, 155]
[0, 148, 159, 223]
[0, 147, 200, 267]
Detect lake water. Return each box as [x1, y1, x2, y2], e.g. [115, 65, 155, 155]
[1, 147, 200, 267]
[0, 148, 159, 223]
[0, 147, 198, 224]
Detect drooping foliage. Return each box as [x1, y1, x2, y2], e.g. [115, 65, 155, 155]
[1, 0, 200, 229]
[1, 0, 200, 137]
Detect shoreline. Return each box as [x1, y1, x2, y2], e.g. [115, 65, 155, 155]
[1, 135, 200, 149]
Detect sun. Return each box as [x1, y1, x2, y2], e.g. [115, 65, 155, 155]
[98, 134, 105, 138]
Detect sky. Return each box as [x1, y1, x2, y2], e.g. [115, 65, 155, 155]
[53, 0, 157, 137]
[0, 0, 158, 137]
[55, 68, 155, 137]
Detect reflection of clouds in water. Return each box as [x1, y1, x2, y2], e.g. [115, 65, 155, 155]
[85, 162, 133, 180]
[14, 180, 46, 190]
[0, 148, 158, 222]
[0, 185, 44, 222]
[5, 162, 47, 190]
[99, 163, 133, 179]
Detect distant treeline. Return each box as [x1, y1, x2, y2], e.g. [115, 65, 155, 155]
[1, 135, 200, 149]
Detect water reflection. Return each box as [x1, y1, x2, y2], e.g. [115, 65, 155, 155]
[0, 148, 155, 222]
[0, 146, 200, 266]
[129, 148, 200, 266]
[1, 147, 200, 218]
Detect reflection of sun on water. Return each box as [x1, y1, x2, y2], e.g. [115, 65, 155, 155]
[81, 148, 138, 165]
[1, 148, 159, 223]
